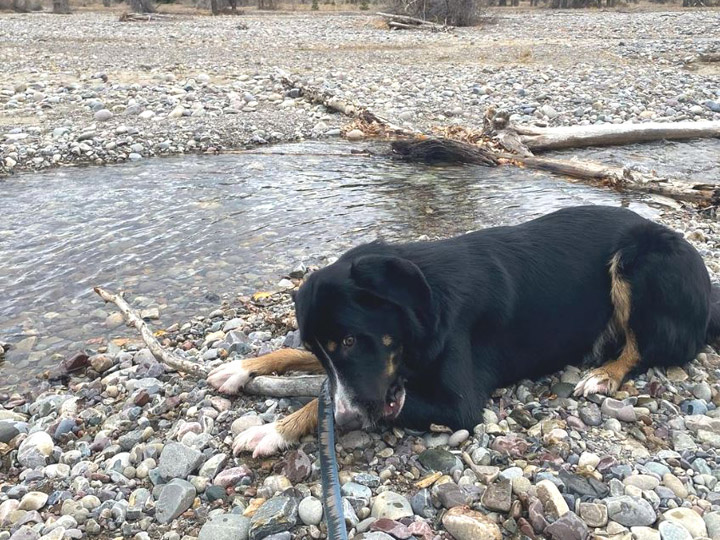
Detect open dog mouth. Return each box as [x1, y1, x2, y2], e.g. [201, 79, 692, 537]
[382, 379, 406, 420]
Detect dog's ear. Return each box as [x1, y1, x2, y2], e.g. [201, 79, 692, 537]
[350, 255, 436, 335]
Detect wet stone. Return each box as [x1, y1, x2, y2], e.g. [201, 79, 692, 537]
[371, 491, 413, 521]
[545, 511, 589, 540]
[604, 495, 657, 527]
[298, 496, 323, 526]
[536, 480, 569, 519]
[418, 448, 460, 473]
[198, 513, 251, 540]
[282, 449, 311, 484]
[662, 507, 707, 538]
[371, 518, 412, 539]
[658, 521, 692, 540]
[434, 482, 468, 509]
[248, 496, 298, 540]
[0, 421, 20, 443]
[579, 403, 603, 426]
[158, 442, 204, 479]
[155, 479, 196, 524]
[441, 506, 502, 540]
[579, 502, 608, 528]
[481, 477, 512, 512]
[560, 470, 609, 498]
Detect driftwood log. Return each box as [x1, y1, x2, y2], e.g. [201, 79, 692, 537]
[94, 286, 325, 397]
[513, 121, 720, 152]
[698, 52, 720, 63]
[376, 12, 453, 32]
[279, 73, 720, 207]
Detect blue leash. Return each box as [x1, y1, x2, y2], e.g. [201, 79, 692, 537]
[318, 379, 349, 540]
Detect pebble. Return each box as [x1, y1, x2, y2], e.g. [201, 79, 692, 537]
[371, 492, 413, 520]
[155, 479, 196, 524]
[158, 442, 204, 479]
[198, 513, 251, 540]
[298, 496, 323, 526]
[442, 506, 501, 540]
[249, 496, 298, 540]
[536, 479, 569, 519]
[605, 495, 657, 527]
[659, 521, 693, 540]
[663, 508, 707, 538]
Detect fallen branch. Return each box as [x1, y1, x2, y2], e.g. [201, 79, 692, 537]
[119, 12, 171, 22]
[95, 287, 209, 377]
[277, 71, 419, 138]
[513, 121, 720, 152]
[246, 375, 326, 398]
[698, 52, 720, 63]
[281, 74, 720, 207]
[94, 286, 327, 397]
[376, 11, 453, 32]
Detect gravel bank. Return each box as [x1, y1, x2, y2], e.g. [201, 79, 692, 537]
[1, 10, 719, 174]
[3, 8, 720, 540]
[2, 211, 720, 540]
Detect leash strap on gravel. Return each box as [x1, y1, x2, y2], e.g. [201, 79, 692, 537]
[318, 379, 348, 540]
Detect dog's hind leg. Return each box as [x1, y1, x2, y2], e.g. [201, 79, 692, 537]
[233, 398, 318, 457]
[574, 253, 640, 397]
[207, 349, 323, 395]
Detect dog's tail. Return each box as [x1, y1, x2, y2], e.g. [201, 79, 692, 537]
[707, 284, 720, 347]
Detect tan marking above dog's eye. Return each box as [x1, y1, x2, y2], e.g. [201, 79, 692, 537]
[386, 352, 398, 377]
[327, 341, 337, 352]
[382, 335, 393, 347]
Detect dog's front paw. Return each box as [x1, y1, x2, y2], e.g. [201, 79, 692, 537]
[207, 360, 251, 395]
[573, 368, 620, 398]
[233, 422, 292, 458]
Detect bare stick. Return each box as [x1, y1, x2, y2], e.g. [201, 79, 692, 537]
[94, 286, 209, 377]
[94, 286, 326, 397]
[246, 375, 326, 398]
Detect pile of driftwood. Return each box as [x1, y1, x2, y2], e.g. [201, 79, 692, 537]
[376, 12, 453, 32]
[276, 71, 720, 208]
[119, 12, 171, 22]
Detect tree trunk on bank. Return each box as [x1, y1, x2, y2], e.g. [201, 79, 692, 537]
[128, 0, 155, 13]
[52, 0, 71, 13]
[514, 121, 720, 152]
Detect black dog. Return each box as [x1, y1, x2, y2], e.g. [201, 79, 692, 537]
[208, 205, 720, 456]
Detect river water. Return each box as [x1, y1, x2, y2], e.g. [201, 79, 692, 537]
[2, 139, 718, 388]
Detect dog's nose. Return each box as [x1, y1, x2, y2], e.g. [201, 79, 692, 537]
[334, 397, 363, 428]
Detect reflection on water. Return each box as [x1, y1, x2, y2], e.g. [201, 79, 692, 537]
[3, 138, 696, 385]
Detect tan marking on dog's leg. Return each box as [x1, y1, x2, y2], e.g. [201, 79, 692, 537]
[233, 399, 319, 457]
[277, 398, 319, 442]
[575, 253, 641, 397]
[208, 349, 323, 395]
[382, 335, 393, 347]
[241, 349, 324, 376]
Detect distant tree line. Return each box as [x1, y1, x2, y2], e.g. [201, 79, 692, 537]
[1, 0, 717, 16]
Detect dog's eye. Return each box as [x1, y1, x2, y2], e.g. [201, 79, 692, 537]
[342, 335, 355, 348]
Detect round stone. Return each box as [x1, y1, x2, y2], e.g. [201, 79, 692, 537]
[298, 496, 323, 526]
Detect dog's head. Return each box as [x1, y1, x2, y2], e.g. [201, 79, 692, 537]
[294, 252, 436, 427]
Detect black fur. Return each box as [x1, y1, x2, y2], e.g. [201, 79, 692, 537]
[295, 205, 719, 430]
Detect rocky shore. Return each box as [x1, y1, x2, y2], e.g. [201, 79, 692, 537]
[2, 207, 720, 540]
[1, 9, 719, 175]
